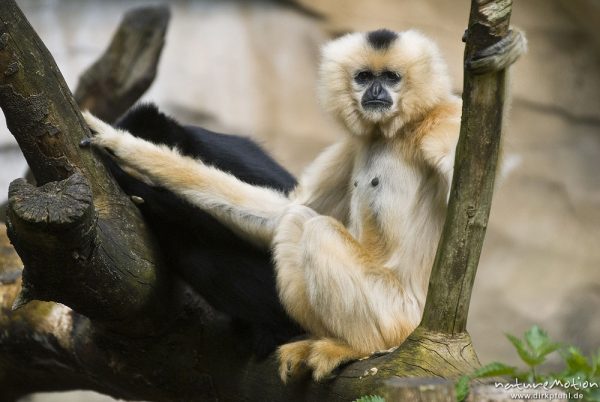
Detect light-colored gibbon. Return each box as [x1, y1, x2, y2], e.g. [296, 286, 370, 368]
[81, 28, 517, 382]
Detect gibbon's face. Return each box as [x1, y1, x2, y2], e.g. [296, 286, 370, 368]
[319, 29, 452, 138]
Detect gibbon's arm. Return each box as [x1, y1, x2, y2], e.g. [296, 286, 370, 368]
[291, 138, 357, 223]
[419, 115, 461, 200]
[82, 112, 289, 248]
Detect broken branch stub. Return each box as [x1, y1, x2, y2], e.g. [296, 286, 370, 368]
[74, 5, 171, 123]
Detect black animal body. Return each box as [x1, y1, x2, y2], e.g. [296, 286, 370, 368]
[109, 104, 304, 357]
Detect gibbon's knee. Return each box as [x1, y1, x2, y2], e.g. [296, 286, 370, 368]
[272, 208, 332, 338]
[274, 204, 319, 245]
[296, 217, 390, 351]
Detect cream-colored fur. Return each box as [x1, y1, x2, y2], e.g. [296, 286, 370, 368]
[83, 29, 461, 382]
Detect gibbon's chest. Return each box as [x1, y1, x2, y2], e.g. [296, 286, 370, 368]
[348, 141, 445, 262]
[350, 143, 419, 223]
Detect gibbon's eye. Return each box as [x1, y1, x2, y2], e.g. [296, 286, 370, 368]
[382, 70, 402, 84]
[354, 70, 374, 84]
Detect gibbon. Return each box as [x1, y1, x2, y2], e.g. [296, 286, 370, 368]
[81, 28, 523, 382]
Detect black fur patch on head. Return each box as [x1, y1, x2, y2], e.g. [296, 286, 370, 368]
[367, 29, 398, 50]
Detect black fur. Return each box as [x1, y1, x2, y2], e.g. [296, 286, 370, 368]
[110, 104, 304, 357]
[367, 29, 398, 50]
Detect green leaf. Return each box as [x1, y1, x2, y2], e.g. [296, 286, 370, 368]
[537, 341, 562, 358]
[353, 396, 385, 402]
[506, 334, 543, 366]
[524, 326, 550, 352]
[562, 346, 592, 375]
[524, 326, 561, 361]
[471, 362, 518, 379]
[455, 375, 470, 402]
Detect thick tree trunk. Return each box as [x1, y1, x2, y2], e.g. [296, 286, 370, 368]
[0, 0, 522, 400]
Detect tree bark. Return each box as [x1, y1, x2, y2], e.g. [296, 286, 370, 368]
[0, 0, 522, 400]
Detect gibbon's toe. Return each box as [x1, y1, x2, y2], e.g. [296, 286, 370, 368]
[277, 339, 313, 383]
[307, 339, 362, 382]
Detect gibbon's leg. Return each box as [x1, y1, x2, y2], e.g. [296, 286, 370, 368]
[273, 205, 330, 336]
[274, 209, 418, 381]
[81, 111, 289, 247]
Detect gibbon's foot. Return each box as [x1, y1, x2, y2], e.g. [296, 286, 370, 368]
[466, 28, 527, 74]
[277, 339, 312, 383]
[79, 137, 92, 147]
[278, 338, 365, 383]
[306, 338, 363, 382]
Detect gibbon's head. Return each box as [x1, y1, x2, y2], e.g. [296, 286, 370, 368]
[319, 29, 452, 138]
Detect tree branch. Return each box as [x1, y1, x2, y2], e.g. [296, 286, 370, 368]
[74, 5, 170, 123]
[0, 4, 170, 221]
[0, 0, 168, 330]
[421, 0, 516, 334]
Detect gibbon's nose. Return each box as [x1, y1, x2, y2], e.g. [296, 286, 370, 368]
[362, 79, 393, 109]
[371, 81, 383, 97]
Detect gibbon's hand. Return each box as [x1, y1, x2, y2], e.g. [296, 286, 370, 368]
[465, 28, 527, 74]
[80, 111, 125, 152]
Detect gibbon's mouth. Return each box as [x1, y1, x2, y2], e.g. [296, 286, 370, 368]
[362, 100, 392, 110]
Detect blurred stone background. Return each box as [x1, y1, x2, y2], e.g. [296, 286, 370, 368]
[2, 0, 598, 400]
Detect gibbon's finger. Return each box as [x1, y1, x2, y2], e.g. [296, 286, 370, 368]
[79, 110, 116, 148]
[79, 137, 93, 148]
[466, 29, 527, 74]
[81, 110, 112, 134]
